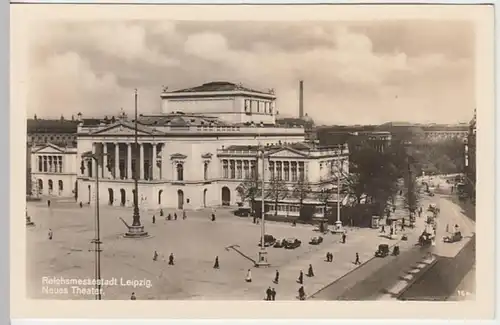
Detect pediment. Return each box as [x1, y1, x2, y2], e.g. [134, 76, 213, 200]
[90, 121, 163, 136]
[32, 143, 65, 154]
[268, 147, 307, 158]
[170, 153, 187, 160]
[201, 152, 213, 159]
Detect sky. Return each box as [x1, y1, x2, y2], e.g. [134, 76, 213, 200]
[27, 20, 475, 125]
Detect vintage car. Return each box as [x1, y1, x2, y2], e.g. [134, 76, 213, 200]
[375, 244, 390, 258]
[258, 234, 276, 247]
[419, 231, 435, 246]
[273, 238, 285, 248]
[443, 231, 463, 243]
[309, 236, 324, 245]
[427, 203, 437, 212]
[284, 237, 302, 249]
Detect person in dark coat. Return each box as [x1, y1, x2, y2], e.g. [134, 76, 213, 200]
[297, 270, 303, 284]
[183, 210, 187, 220]
[130, 292, 136, 300]
[213, 256, 219, 269]
[174, 213, 178, 221]
[211, 213, 216, 222]
[153, 250, 158, 261]
[79, 202, 83, 208]
[168, 253, 175, 265]
[47, 200, 51, 208]
[298, 286, 305, 300]
[152, 215, 156, 224]
[271, 288, 276, 301]
[160, 209, 164, 217]
[266, 287, 272, 301]
[274, 270, 280, 284]
[307, 264, 315, 277]
[380, 225, 386, 233]
[354, 252, 361, 265]
[342, 233, 347, 244]
[48, 229, 53, 240]
[167, 213, 172, 221]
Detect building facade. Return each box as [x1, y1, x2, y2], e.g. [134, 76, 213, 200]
[76, 81, 337, 210]
[30, 143, 78, 198]
[464, 110, 476, 201]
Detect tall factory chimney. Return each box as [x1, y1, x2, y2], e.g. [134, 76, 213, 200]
[299, 80, 304, 119]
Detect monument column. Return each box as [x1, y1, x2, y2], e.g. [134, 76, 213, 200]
[139, 143, 144, 180]
[127, 143, 132, 180]
[114, 143, 120, 179]
[151, 143, 157, 180]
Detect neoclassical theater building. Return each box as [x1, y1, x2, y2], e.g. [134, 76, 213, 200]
[74, 81, 348, 211]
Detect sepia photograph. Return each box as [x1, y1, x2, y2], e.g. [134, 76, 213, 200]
[10, 3, 495, 320]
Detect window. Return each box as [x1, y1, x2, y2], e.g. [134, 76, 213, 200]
[244, 100, 250, 112]
[176, 163, 184, 181]
[269, 161, 275, 179]
[250, 161, 256, 179]
[243, 161, 250, 179]
[43, 157, 48, 172]
[291, 162, 297, 181]
[58, 156, 63, 173]
[284, 162, 290, 181]
[38, 156, 42, 172]
[236, 160, 242, 179]
[298, 162, 305, 181]
[276, 161, 282, 180]
[204, 162, 209, 180]
[230, 160, 236, 179]
[58, 180, 63, 191]
[223, 160, 229, 178]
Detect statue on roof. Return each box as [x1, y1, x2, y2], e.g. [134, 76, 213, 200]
[162, 85, 169, 93]
[268, 88, 275, 94]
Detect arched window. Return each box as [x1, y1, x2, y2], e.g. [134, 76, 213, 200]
[176, 163, 184, 181]
[48, 179, 53, 193]
[204, 162, 209, 180]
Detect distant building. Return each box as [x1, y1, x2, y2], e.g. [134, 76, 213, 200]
[464, 110, 476, 201]
[316, 126, 390, 153]
[30, 143, 78, 198]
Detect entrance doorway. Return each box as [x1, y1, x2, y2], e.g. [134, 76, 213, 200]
[120, 189, 126, 206]
[221, 186, 231, 206]
[177, 190, 184, 209]
[203, 189, 207, 207]
[108, 188, 114, 205]
[158, 190, 163, 205]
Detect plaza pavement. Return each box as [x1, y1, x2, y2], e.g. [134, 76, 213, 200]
[26, 194, 428, 301]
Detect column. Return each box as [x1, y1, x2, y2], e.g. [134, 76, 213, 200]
[151, 143, 157, 180]
[281, 160, 284, 180]
[92, 143, 97, 178]
[127, 143, 132, 180]
[114, 143, 120, 179]
[102, 143, 108, 178]
[139, 143, 144, 180]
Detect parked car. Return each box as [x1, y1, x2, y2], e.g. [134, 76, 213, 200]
[309, 236, 323, 245]
[375, 244, 390, 257]
[443, 231, 463, 243]
[284, 238, 302, 249]
[273, 238, 285, 248]
[258, 234, 276, 247]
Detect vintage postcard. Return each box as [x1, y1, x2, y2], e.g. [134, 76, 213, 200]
[10, 3, 495, 320]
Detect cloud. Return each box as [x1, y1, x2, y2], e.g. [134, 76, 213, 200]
[27, 20, 475, 124]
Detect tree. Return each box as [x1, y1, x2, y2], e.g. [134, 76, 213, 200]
[236, 178, 261, 213]
[292, 178, 312, 210]
[316, 187, 333, 218]
[266, 176, 288, 216]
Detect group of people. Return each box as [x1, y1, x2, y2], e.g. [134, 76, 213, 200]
[152, 251, 175, 265]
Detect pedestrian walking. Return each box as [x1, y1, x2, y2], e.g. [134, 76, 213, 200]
[211, 213, 216, 222]
[153, 250, 158, 261]
[168, 253, 175, 265]
[79, 202, 83, 208]
[152, 215, 156, 224]
[160, 209, 164, 217]
[183, 210, 187, 220]
[274, 270, 279, 284]
[174, 213, 178, 221]
[47, 200, 51, 208]
[297, 270, 304, 284]
[380, 225, 385, 233]
[307, 264, 315, 277]
[298, 286, 306, 300]
[342, 233, 347, 244]
[266, 287, 272, 300]
[213, 256, 219, 269]
[392, 206, 396, 213]
[328, 252, 333, 262]
[167, 213, 172, 221]
[245, 269, 252, 282]
[48, 229, 53, 240]
[325, 252, 330, 262]
[271, 288, 276, 301]
[130, 292, 136, 300]
[354, 252, 361, 265]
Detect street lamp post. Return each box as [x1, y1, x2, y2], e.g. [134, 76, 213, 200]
[84, 154, 102, 300]
[255, 145, 269, 267]
[333, 144, 344, 233]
